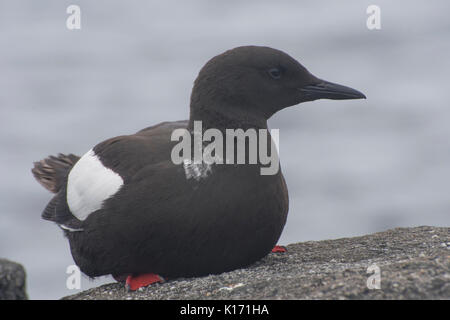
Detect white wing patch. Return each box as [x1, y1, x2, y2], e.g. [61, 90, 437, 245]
[67, 149, 123, 221]
[183, 159, 212, 181]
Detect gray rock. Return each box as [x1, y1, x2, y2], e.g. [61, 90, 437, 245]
[0, 259, 28, 300]
[64, 226, 449, 300]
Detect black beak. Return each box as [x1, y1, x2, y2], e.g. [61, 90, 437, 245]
[300, 80, 366, 102]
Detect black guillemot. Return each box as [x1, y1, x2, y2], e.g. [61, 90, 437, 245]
[32, 46, 365, 291]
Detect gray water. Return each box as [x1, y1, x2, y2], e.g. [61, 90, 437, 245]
[1, 0, 449, 299]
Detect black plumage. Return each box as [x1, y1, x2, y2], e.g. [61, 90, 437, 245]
[32, 46, 365, 279]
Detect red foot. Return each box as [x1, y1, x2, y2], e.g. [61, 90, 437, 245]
[271, 245, 287, 253]
[125, 273, 165, 291]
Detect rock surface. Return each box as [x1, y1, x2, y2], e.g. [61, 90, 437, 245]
[64, 226, 449, 300]
[0, 259, 28, 300]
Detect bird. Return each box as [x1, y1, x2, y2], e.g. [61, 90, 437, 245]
[32, 46, 365, 291]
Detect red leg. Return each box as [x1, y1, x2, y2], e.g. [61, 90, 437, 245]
[271, 245, 287, 253]
[125, 273, 165, 291]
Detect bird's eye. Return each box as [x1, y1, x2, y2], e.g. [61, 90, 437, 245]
[268, 67, 282, 79]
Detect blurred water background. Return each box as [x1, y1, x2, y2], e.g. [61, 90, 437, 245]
[1, 0, 449, 299]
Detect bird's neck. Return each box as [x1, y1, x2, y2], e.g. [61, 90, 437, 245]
[188, 104, 268, 132]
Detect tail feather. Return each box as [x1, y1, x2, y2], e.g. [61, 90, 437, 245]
[32, 153, 80, 193]
[41, 194, 58, 221]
